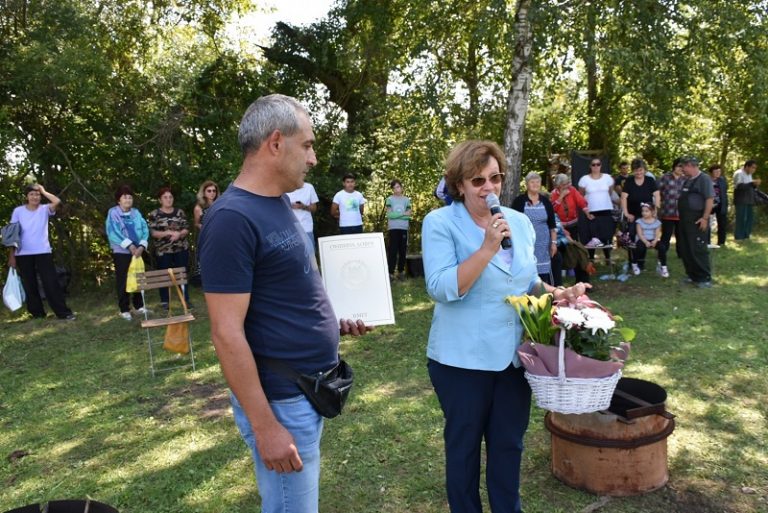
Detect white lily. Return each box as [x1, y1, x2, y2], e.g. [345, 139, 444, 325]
[554, 307, 585, 330]
[582, 307, 615, 334]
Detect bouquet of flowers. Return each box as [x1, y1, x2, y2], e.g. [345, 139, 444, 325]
[505, 293, 636, 413]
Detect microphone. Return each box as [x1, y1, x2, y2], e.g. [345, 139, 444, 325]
[485, 193, 512, 250]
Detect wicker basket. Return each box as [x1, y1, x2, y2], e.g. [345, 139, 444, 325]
[525, 329, 621, 414]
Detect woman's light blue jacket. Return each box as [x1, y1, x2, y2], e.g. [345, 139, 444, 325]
[105, 206, 149, 255]
[422, 201, 539, 371]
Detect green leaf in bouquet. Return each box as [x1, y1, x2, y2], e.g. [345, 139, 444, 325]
[618, 327, 636, 342]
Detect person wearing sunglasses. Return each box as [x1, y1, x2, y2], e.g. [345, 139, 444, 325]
[421, 140, 589, 513]
[193, 180, 219, 231]
[578, 158, 615, 261]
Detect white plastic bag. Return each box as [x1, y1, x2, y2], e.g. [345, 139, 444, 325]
[3, 267, 26, 312]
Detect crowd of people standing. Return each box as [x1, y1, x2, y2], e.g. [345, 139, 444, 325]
[515, 155, 760, 289]
[3, 152, 762, 321]
[3, 167, 415, 321]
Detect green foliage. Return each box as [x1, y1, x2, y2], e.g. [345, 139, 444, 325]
[2, 0, 768, 283]
[0, 0, 263, 282]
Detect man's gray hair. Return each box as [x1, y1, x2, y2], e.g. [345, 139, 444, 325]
[238, 94, 308, 156]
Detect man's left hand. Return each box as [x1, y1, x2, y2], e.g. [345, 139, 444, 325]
[696, 217, 709, 231]
[340, 319, 374, 336]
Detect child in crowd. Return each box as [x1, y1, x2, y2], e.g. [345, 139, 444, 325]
[331, 173, 366, 234]
[385, 179, 412, 280]
[634, 202, 668, 277]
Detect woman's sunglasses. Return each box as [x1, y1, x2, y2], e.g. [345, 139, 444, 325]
[206, 188, 218, 193]
[469, 173, 505, 187]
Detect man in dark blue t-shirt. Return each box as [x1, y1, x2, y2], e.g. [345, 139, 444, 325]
[198, 94, 370, 513]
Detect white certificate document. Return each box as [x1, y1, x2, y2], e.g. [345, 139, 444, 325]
[318, 233, 395, 326]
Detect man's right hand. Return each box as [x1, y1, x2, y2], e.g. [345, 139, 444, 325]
[256, 420, 304, 473]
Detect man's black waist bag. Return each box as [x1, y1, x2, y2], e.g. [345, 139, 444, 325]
[257, 357, 354, 418]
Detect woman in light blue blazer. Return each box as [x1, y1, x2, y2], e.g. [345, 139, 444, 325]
[422, 140, 589, 513]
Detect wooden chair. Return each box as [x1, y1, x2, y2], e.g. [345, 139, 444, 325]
[136, 267, 196, 376]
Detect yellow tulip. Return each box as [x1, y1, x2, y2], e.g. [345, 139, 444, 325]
[535, 294, 552, 312]
[505, 295, 526, 308]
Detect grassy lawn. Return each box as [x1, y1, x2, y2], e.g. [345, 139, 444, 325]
[1, 234, 767, 513]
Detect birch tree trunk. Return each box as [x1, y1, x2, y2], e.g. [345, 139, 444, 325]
[501, 0, 533, 204]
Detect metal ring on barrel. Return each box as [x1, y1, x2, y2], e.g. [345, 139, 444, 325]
[544, 412, 675, 449]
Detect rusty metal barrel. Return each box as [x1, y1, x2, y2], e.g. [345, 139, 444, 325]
[545, 378, 675, 496]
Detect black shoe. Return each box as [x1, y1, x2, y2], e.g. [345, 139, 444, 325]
[60, 313, 77, 321]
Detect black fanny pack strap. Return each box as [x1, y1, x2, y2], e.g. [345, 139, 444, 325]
[256, 356, 339, 385]
[256, 356, 304, 382]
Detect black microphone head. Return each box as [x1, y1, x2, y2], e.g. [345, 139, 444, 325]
[485, 193, 501, 209]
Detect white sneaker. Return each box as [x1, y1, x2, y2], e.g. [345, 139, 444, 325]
[585, 237, 604, 248]
[119, 311, 132, 320]
[631, 263, 641, 275]
[660, 266, 669, 278]
[135, 307, 151, 316]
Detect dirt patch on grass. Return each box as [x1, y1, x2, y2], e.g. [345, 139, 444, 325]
[152, 382, 231, 420]
[658, 485, 731, 512]
[649, 480, 764, 513]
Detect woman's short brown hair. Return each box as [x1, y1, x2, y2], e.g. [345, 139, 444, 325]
[444, 140, 507, 201]
[114, 185, 133, 203]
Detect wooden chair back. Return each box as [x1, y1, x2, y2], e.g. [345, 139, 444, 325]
[135, 267, 197, 376]
[136, 267, 189, 292]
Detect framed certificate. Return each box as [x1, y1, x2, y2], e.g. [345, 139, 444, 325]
[318, 233, 396, 326]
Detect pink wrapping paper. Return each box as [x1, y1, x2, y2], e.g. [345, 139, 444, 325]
[517, 341, 629, 379]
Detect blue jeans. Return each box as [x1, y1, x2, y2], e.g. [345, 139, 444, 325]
[155, 250, 190, 304]
[231, 392, 324, 513]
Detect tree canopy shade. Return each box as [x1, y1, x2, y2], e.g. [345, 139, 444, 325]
[0, 0, 259, 278]
[1, 0, 767, 280]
